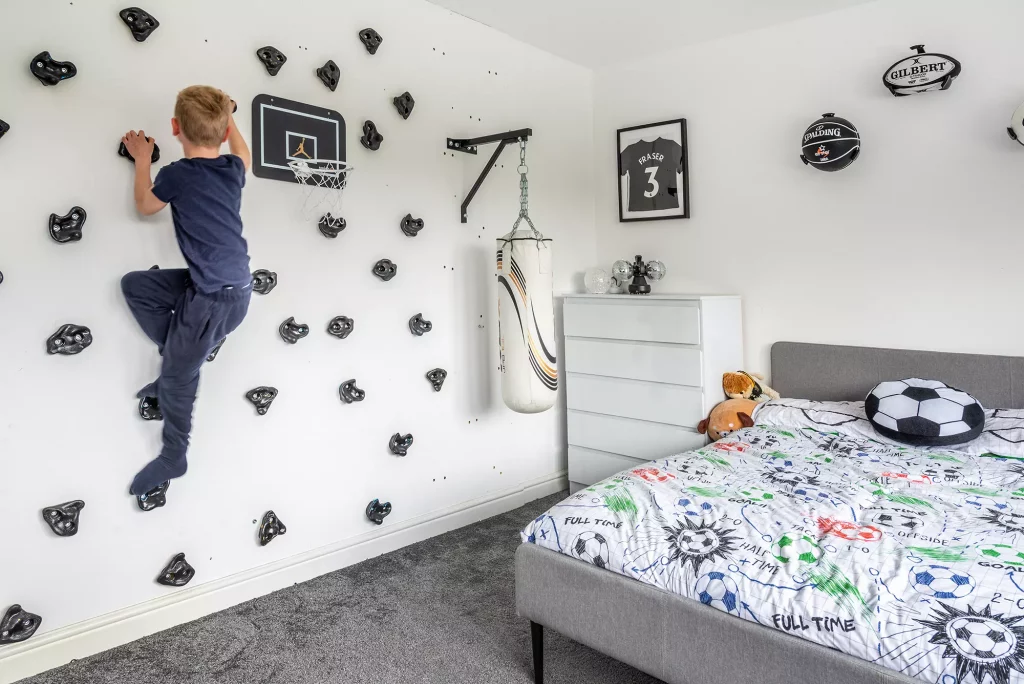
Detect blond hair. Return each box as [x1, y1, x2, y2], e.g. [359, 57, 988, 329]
[174, 86, 232, 147]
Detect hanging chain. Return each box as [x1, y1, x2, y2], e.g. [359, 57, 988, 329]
[518, 139, 529, 219]
[512, 138, 538, 235]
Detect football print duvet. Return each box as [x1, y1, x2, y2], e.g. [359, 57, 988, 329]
[522, 402, 1024, 684]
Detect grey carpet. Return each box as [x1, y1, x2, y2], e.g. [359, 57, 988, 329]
[20, 491, 662, 684]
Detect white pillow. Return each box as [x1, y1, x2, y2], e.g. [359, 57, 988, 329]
[754, 400, 1024, 459]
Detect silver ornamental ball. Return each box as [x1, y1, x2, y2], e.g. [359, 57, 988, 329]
[611, 260, 632, 281]
[646, 260, 666, 281]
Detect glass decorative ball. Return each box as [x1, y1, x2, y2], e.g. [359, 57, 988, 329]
[611, 260, 632, 282]
[584, 268, 611, 294]
[646, 260, 667, 281]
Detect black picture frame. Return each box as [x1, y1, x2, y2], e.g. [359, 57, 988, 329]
[617, 118, 689, 222]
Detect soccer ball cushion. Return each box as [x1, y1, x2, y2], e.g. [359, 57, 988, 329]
[865, 378, 984, 447]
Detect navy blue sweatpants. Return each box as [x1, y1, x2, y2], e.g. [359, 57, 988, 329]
[121, 268, 251, 495]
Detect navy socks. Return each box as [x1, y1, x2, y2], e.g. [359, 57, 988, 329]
[130, 455, 187, 496]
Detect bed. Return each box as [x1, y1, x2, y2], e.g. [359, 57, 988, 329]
[516, 342, 1024, 684]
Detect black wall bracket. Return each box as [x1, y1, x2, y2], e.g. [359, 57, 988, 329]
[447, 128, 531, 224]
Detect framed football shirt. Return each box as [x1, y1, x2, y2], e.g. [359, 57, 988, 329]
[617, 119, 690, 222]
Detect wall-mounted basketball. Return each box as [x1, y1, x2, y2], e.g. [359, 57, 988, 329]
[800, 113, 860, 172]
[882, 45, 961, 97]
[1008, 102, 1024, 146]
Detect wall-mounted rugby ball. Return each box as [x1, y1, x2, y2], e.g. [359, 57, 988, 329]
[1008, 101, 1024, 146]
[800, 113, 860, 172]
[882, 45, 961, 97]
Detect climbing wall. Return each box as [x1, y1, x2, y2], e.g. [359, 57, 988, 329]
[0, 0, 595, 653]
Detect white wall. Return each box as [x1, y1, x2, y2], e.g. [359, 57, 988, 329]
[0, 0, 593, 662]
[593, 0, 1024, 375]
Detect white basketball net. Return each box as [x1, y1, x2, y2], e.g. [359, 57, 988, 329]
[287, 159, 354, 222]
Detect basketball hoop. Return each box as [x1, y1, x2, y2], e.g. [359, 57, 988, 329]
[288, 159, 354, 222]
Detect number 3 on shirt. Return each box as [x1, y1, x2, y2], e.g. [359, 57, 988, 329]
[644, 166, 660, 198]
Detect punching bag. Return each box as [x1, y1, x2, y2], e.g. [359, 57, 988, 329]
[496, 140, 557, 414]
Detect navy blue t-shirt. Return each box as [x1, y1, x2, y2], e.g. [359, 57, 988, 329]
[151, 155, 251, 293]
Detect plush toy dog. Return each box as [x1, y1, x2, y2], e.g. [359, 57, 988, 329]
[697, 398, 759, 441]
[723, 371, 780, 404]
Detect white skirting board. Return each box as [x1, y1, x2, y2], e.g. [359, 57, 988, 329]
[0, 471, 567, 684]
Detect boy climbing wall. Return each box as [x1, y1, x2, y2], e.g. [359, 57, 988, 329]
[120, 85, 253, 505]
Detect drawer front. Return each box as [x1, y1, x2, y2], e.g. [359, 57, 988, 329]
[563, 300, 700, 345]
[569, 446, 649, 486]
[564, 337, 703, 387]
[567, 410, 706, 460]
[566, 374, 704, 428]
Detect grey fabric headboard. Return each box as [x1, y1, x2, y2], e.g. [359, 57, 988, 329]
[771, 342, 1024, 409]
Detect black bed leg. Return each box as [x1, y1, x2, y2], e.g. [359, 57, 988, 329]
[531, 621, 544, 684]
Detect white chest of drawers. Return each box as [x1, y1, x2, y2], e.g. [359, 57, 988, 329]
[562, 294, 743, 492]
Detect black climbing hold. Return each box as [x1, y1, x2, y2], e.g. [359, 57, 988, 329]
[393, 92, 415, 120]
[339, 379, 365, 404]
[389, 433, 413, 456]
[0, 119, 9, 141]
[252, 269, 277, 295]
[41, 500, 85, 537]
[139, 395, 162, 421]
[365, 499, 392, 525]
[317, 59, 340, 91]
[426, 368, 447, 392]
[119, 138, 160, 164]
[409, 313, 433, 336]
[137, 481, 169, 511]
[360, 120, 383, 151]
[373, 259, 397, 282]
[327, 316, 353, 339]
[46, 324, 92, 355]
[0, 605, 42, 645]
[156, 552, 195, 587]
[259, 510, 287, 546]
[0, 271, 4, 286]
[359, 28, 383, 55]
[206, 338, 224, 363]
[400, 214, 424, 237]
[318, 214, 346, 238]
[30, 51, 77, 87]
[256, 46, 287, 76]
[247, 387, 278, 415]
[149, 264, 159, 270]
[48, 206, 86, 244]
[118, 7, 160, 42]
[279, 317, 309, 344]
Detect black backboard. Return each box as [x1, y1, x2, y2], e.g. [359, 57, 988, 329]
[251, 94, 346, 183]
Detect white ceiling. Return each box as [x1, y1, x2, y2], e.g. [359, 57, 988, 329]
[426, 0, 875, 68]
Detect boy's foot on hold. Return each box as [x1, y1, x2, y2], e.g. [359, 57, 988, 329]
[130, 456, 186, 501]
[136, 481, 170, 511]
